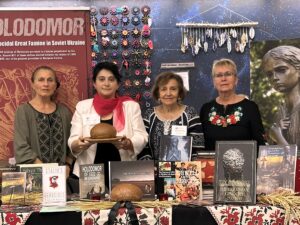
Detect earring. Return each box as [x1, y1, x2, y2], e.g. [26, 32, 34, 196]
[158, 98, 161, 104]
[177, 98, 182, 103]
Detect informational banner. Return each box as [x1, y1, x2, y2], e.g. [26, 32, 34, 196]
[0, 8, 91, 160]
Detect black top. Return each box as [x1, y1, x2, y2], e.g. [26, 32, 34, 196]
[94, 118, 121, 188]
[200, 98, 266, 150]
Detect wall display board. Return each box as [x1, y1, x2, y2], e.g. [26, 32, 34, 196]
[0, 8, 91, 161]
[89, 5, 153, 110]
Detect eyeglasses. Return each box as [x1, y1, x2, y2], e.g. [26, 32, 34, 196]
[214, 72, 235, 78]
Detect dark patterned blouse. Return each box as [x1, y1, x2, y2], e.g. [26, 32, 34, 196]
[138, 105, 204, 160]
[34, 107, 64, 163]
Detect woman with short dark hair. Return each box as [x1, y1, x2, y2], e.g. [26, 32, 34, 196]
[68, 61, 148, 188]
[138, 71, 204, 160]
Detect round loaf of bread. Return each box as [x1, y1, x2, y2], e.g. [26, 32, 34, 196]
[110, 183, 143, 201]
[90, 123, 117, 139]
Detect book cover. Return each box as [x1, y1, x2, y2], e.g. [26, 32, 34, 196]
[42, 166, 66, 206]
[1, 172, 26, 205]
[79, 164, 105, 200]
[159, 135, 192, 161]
[157, 161, 176, 198]
[18, 165, 43, 205]
[193, 151, 215, 188]
[175, 161, 202, 202]
[214, 141, 257, 204]
[17, 163, 59, 205]
[0, 167, 17, 198]
[109, 161, 155, 200]
[257, 145, 297, 194]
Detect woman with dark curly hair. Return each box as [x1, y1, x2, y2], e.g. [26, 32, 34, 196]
[68, 61, 148, 188]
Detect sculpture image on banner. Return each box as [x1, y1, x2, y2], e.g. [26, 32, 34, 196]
[251, 38, 300, 154]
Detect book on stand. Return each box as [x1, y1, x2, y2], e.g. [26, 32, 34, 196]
[193, 151, 215, 201]
[157, 161, 176, 199]
[159, 135, 192, 161]
[17, 163, 59, 205]
[42, 165, 66, 206]
[192, 151, 215, 188]
[257, 145, 297, 194]
[0, 167, 17, 199]
[17, 164, 43, 205]
[109, 161, 155, 200]
[1, 172, 26, 205]
[214, 141, 257, 205]
[175, 161, 202, 202]
[79, 164, 105, 200]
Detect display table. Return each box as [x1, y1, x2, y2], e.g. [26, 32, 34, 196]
[206, 205, 299, 225]
[0, 204, 298, 225]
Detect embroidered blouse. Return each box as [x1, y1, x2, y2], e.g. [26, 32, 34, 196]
[138, 105, 204, 160]
[14, 102, 71, 164]
[200, 98, 266, 150]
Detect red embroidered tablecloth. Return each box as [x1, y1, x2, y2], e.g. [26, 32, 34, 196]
[206, 205, 300, 225]
[82, 207, 172, 225]
[0, 212, 32, 225]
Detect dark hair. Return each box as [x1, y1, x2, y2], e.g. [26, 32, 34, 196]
[152, 72, 187, 101]
[92, 61, 121, 83]
[31, 66, 60, 89]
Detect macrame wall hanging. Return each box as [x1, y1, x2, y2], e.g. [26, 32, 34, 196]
[176, 5, 258, 55]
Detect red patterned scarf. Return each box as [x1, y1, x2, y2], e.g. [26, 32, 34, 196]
[93, 94, 134, 131]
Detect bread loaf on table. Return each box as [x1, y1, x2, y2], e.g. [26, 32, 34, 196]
[90, 123, 117, 139]
[110, 183, 143, 201]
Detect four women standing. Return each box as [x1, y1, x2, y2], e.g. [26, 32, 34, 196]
[14, 59, 267, 189]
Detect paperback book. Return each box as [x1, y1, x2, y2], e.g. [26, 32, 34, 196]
[109, 161, 155, 200]
[159, 135, 192, 161]
[1, 172, 26, 205]
[193, 151, 215, 188]
[17, 164, 43, 205]
[214, 141, 257, 205]
[42, 165, 66, 206]
[157, 161, 176, 198]
[17, 163, 59, 205]
[257, 145, 297, 194]
[79, 164, 105, 200]
[175, 161, 202, 202]
[0, 167, 17, 198]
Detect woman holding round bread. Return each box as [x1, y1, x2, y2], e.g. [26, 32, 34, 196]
[68, 62, 148, 187]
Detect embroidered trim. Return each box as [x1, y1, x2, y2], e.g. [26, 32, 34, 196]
[209, 106, 243, 127]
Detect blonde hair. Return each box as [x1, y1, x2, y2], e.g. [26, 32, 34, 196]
[211, 58, 237, 77]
